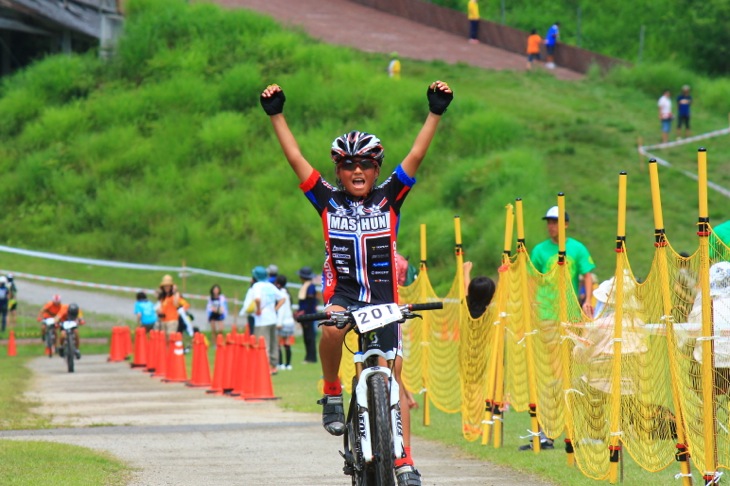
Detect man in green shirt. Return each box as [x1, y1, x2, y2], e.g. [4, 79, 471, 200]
[531, 206, 596, 321]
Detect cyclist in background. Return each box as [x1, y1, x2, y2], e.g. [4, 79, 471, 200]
[38, 294, 63, 344]
[260, 79, 453, 486]
[55, 303, 84, 359]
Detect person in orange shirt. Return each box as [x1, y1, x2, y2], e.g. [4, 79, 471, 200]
[38, 294, 63, 343]
[526, 29, 543, 69]
[157, 274, 182, 339]
[55, 302, 84, 358]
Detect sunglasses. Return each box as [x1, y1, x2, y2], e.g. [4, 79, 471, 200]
[337, 158, 378, 171]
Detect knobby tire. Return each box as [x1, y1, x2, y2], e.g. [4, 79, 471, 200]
[366, 373, 395, 486]
[66, 334, 75, 373]
[46, 331, 54, 359]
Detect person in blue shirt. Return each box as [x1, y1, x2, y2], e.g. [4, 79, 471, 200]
[545, 22, 560, 69]
[134, 291, 158, 333]
[676, 85, 692, 139]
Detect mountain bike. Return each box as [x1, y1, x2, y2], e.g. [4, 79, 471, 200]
[42, 317, 56, 358]
[299, 301, 443, 486]
[60, 320, 79, 373]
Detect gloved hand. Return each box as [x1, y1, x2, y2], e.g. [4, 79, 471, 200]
[260, 85, 286, 116]
[427, 81, 453, 115]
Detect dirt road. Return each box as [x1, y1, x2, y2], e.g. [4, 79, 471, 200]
[218, 0, 582, 81]
[2, 354, 553, 485]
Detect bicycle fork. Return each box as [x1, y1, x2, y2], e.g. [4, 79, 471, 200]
[354, 366, 405, 463]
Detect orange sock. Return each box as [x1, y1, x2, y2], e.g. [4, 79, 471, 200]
[323, 378, 342, 395]
[394, 446, 413, 467]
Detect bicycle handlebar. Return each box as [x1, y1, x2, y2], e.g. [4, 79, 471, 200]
[295, 302, 443, 324]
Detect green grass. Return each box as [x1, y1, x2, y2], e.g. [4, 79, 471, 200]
[2, 0, 730, 295]
[0, 440, 131, 485]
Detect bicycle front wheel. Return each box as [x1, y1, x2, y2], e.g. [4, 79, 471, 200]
[66, 336, 75, 373]
[366, 373, 395, 486]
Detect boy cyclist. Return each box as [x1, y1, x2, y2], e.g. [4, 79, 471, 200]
[260, 80, 453, 486]
[55, 303, 84, 358]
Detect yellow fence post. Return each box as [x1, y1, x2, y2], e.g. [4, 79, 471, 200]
[556, 193, 576, 466]
[648, 160, 693, 486]
[491, 204, 514, 448]
[419, 223, 432, 427]
[516, 198, 542, 454]
[697, 148, 718, 485]
[608, 172, 627, 484]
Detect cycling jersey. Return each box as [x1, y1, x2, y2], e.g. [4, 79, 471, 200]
[39, 302, 62, 320]
[300, 165, 415, 305]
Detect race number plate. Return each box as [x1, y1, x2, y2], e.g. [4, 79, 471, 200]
[62, 320, 77, 331]
[353, 304, 403, 333]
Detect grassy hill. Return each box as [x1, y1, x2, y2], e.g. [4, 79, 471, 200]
[1, 0, 730, 291]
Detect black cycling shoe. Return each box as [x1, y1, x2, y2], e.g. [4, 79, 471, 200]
[75, 349, 81, 359]
[58, 347, 65, 358]
[317, 394, 345, 436]
[395, 465, 422, 486]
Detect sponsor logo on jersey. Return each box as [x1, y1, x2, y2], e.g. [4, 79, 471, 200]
[337, 266, 350, 274]
[335, 260, 348, 265]
[371, 270, 390, 275]
[332, 245, 349, 252]
[328, 214, 390, 233]
[332, 253, 351, 259]
[373, 261, 390, 267]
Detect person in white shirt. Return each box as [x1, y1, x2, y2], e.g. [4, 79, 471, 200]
[274, 275, 296, 370]
[240, 266, 285, 375]
[657, 89, 673, 143]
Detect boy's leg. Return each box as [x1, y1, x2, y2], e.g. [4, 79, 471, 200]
[394, 355, 421, 485]
[318, 307, 348, 435]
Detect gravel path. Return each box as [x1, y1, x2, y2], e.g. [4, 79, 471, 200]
[2, 354, 553, 485]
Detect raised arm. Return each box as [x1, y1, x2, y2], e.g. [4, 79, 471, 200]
[401, 80, 453, 178]
[260, 84, 314, 183]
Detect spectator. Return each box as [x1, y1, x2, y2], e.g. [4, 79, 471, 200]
[467, 0, 480, 44]
[240, 266, 285, 375]
[206, 284, 228, 340]
[134, 291, 158, 333]
[544, 22, 560, 69]
[710, 219, 730, 261]
[274, 275, 295, 370]
[673, 252, 697, 322]
[526, 28, 543, 70]
[676, 85, 692, 139]
[463, 261, 496, 319]
[0, 276, 8, 335]
[156, 274, 182, 340]
[7, 274, 17, 329]
[521, 205, 596, 451]
[388, 51, 401, 80]
[267, 264, 279, 283]
[658, 89, 673, 144]
[687, 261, 730, 395]
[296, 266, 319, 364]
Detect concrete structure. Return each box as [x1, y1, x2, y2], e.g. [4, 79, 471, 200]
[0, 0, 123, 75]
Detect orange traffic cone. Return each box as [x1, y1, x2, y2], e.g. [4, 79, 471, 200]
[187, 332, 211, 387]
[164, 332, 188, 383]
[234, 334, 255, 400]
[108, 327, 126, 362]
[246, 336, 277, 401]
[206, 334, 226, 394]
[7, 330, 17, 357]
[153, 331, 167, 378]
[146, 330, 159, 373]
[222, 332, 236, 394]
[121, 326, 132, 358]
[230, 334, 250, 397]
[131, 327, 147, 368]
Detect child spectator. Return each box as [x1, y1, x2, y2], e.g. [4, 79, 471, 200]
[463, 261, 496, 319]
[134, 291, 158, 333]
[526, 29, 542, 70]
[274, 275, 296, 370]
[206, 284, 228, 340]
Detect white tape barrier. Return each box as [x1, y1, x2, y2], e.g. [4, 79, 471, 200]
[638, 126, 730, 199]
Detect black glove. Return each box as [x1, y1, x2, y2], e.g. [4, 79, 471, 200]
[427, 85, 453, 115]
[260, 89, 286, 116]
